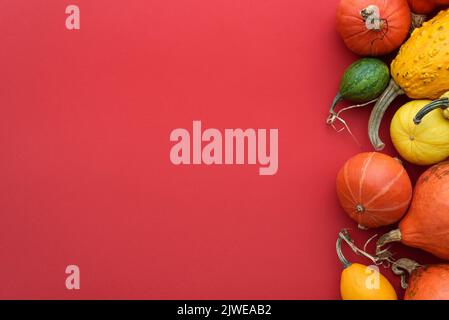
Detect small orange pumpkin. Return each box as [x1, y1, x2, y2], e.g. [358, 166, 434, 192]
[336, 0, 411, 56]
[407, 1, 449, 28]
[336, 152, 412, 229]
[408, 0, 449, 14]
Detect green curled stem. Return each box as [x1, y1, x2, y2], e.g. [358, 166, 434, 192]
[414, 98, 449, 125]
[368, 78, 404, 150]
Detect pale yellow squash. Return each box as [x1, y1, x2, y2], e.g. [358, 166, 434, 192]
[390, 100, 449, 165]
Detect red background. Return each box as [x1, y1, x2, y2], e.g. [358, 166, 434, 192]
[0, 0, 438, 299]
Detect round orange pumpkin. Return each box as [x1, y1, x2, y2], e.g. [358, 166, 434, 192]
[336, 152, 412, 229]
[336, 0, 411, 56]
[405, 264, 449, 300]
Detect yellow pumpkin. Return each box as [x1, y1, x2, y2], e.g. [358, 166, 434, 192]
[368, 9, 449, 150]
[340, 263, 397, 300]
[390, 99, 449, 165]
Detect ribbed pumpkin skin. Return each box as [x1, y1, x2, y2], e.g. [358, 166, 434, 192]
[336, 152, 412, 228]
[336, 0, 410, 56]
[392, 9, 449, 99]
[400, 162, 449, 260]
[408, 0, 449, 14]
[405, 265, 449, 300]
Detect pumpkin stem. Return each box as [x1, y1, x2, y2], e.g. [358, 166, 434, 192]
[391, 258, 421, 289]
[368, 78, 404, 150]
[360, 5, 383, 31]
[410, 13, 426, 31]
[414, 98, 449, 124]
[376, 229, 402, 260]
[393, 157, 403, 165]
[357, 223, 368, 230]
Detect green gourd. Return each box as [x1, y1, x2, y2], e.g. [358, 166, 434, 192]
[329, 58, 390, 117]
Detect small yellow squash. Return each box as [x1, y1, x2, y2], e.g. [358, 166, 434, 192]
[340, 263, 398, 300]
[390, 97, 449, 165]
[337, 232, 397, 300]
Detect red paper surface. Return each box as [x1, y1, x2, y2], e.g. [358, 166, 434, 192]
[0, 0, 439, 299]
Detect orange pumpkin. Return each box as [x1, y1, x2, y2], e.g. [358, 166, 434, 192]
[405, 264, 449, 300]
[336, 0, 411, 56]
[408, 0, 449, 14]
[336, 152, 412, 229]
[408, 0, 449, 28]
[378, 162, 449, 260]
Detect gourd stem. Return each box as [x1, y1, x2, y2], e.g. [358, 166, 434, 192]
[361, 5, 382, 31]
[391, 258, 421, 290]
[336, 236, 351, 269]
[410, 13, 426, 31]
[327, 93, 343, 125]
[414, 98, 449, 124]
[376, 229, 402, 258]
[337, 229, 380, 267]
[368, 78, 404, 150]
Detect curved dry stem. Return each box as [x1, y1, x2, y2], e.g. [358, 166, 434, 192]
[391, 258, 421, 289]
[327, 93, 343, 125]
[368, 79, 404, 150]
[338, 229, 380, 265]
[411, 13, 426, 31]
[376, 229, 402, 260]
[363, 234, 378, 253]
[327, 99, 377, 147]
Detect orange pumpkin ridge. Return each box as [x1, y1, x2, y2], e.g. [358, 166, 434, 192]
[357, 152, 375, 204]
[363, 166, 407, 207]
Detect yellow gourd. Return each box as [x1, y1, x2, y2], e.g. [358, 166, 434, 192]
[340, 263, 397, 300]
[390, 98, 449, 165]
[368, 9, 449, 150]
[337, 233, 397, 300]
